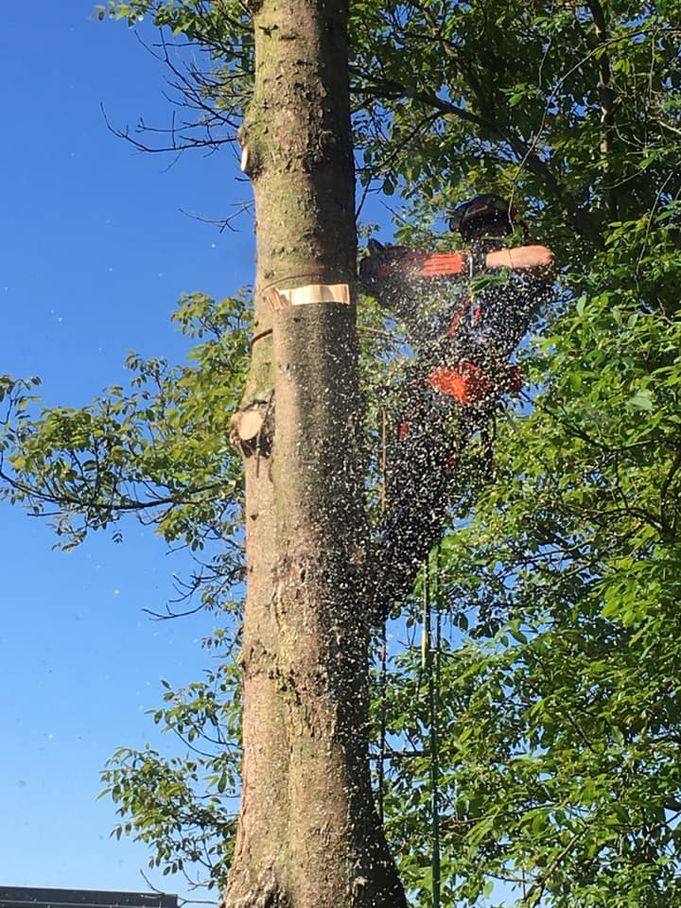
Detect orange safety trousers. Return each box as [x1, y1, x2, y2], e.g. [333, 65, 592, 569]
[427, 361, 523, 406]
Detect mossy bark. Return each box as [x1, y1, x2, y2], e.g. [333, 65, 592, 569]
[224, 0, 406, 905]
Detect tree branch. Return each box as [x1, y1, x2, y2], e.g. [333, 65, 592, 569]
[0, 464, 228, 516]
[351, 70, 591, 238]
[584, 0, 618, 221]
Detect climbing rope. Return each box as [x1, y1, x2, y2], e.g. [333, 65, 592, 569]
[377, 408, 389, 822]
[422, 552, 442, 908]
[377, 623, 388, 824]
[380, 401, 442, 905]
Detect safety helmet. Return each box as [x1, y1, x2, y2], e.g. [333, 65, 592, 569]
[449, 194, 517, 240]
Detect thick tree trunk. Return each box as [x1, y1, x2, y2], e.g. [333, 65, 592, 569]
[224, 0, 407, 905]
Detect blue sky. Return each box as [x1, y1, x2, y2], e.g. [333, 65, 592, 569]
[1, 5, 253, 899]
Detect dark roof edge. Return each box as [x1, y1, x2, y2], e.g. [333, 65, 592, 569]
[0, 888, 178, 908]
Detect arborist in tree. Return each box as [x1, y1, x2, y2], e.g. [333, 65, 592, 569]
[361, 195, 555, 614]
[360, 193, 555, 412]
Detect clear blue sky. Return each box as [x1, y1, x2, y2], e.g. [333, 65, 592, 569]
[0, 5, 254, 899]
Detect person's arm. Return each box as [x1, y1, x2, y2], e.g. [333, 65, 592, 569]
[485, 244, 554, 273]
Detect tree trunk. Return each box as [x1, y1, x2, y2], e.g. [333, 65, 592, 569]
[224, 0, 407, 905]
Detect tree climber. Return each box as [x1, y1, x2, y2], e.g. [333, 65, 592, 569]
[360, 194, 555, 412]
[360, 196, 555, 616]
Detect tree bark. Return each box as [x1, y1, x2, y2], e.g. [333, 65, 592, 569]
[224, 0, 407, 905]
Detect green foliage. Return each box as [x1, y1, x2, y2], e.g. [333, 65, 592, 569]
[350, 0, 680, 254]
[377, 185, 681, 905]
[97, 0, 249, 47]
[101, 654, 242, 888]
[356, 2, 681, 904]
[1, 292, 250, 606]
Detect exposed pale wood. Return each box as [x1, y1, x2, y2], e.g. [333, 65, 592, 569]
[233, 409, 264, 443]
[265, 283, 351, 310]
